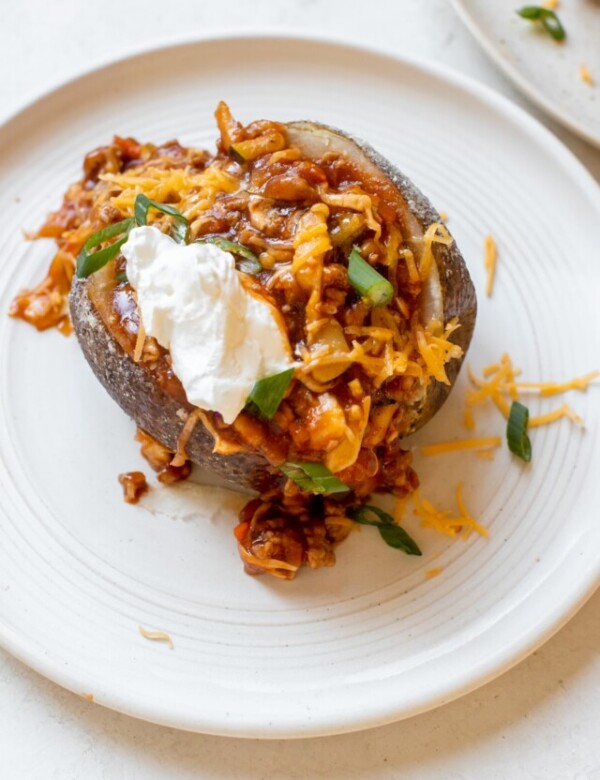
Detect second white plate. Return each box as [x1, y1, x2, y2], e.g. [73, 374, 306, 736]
[451, 0, 600, 147]
[0, 33, 599, 738]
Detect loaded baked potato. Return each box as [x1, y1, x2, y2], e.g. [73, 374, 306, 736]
[11, 103, 476, 579]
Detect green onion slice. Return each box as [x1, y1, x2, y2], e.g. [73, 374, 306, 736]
[348, 246, 393, 307]
[246, 367, 295, 419]
[195, 236, 262, 275]
[134, 193, 189, 243]
[76, 194, 190, 279]
[516, 6, 566, 41]
[349, 504, 422, 555]
[507, 400, 532, 462]
[76, 218, 134, 278]
[280, 461, 349, 495]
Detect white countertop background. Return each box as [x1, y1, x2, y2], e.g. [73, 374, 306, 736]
[1, 1, 599, 777]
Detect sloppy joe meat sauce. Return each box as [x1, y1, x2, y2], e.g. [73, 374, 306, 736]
[12, 108, 440, 578]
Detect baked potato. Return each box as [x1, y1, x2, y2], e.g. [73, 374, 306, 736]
[12, 103, 476, 578]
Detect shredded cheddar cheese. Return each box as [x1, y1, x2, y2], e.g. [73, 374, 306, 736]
[455, 483, 488, 540]
[171, 408, 203, 466]
[138, 625, 174, 649]
[238, 546, 299, 579]
[318, 187, 381, 239]
[468, 357, 597, 430]
[325, 515, 358, 533]
[415, 318, 463, 385]
[420, 436, 501, 456]
[471, 362, 599, 400]
[394, 495, 409, 525]
[508, 371, 600, 397]
[542, 0, 558, 9]
[579, 65, 594, 86]
[463, 407, 476, 431]
[419, 222, 453, 282]
[412, 485, 488, 540]
[425, 566, 444, 579]
[103, 166, 239, 229]
[268, 147, 302, 165]
[196, 409, 245, 456]
[467, 355, 517, 418]
[133, 320, 146, 363]
[399, 247, 420, 285]
[529, 404, 584, 429]
[292, 203, 331, 325]
[484, 235, 497, 297]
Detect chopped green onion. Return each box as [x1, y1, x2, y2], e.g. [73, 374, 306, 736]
[516, 6, 566, 41]
[349, 504, 422, 555]
[76, 218, 134, 278]
[115, 270, 128, 284]
[195, 236, 262, 275]
[246, 368, 295, 419]
[507, 400, 532, 462]
[280, 461, 349, 495]
[348, 245, 393, 307]
[76, 194, 190, 279]
[134, 193, 189, 243]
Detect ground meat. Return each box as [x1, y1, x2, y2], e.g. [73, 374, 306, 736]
[118, 471, 149, 504]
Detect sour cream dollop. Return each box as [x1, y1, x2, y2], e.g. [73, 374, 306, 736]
[122, 226, 294, 424]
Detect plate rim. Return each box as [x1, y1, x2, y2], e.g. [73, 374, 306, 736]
[449, 0, 600, 149]
[1, 29, 599, 739]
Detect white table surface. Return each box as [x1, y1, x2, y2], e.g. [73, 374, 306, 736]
[1, 1, 599, 777]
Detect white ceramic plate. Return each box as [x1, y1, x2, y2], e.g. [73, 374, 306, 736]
[0, 33, 599, 739]
[451, 0, 600, 147]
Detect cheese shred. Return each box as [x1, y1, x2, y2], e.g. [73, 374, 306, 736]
[467, 357, 597, 430]
[412, 485, 488, 540]
[529, 404, 584, 429]
[133, 321, 146, 363]
[579, 65, 594, 86]
[484, 235, 497, 297]
[138, 625, 174, 649]
[420, 436, 501, 456]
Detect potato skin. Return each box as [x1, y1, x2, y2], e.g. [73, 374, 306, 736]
[69, 124, 476, 488]
[69, 278, 277, 493]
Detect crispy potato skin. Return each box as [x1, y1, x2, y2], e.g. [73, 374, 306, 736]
[69, 278, 277, 493]
[69, 123, 476, 488]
